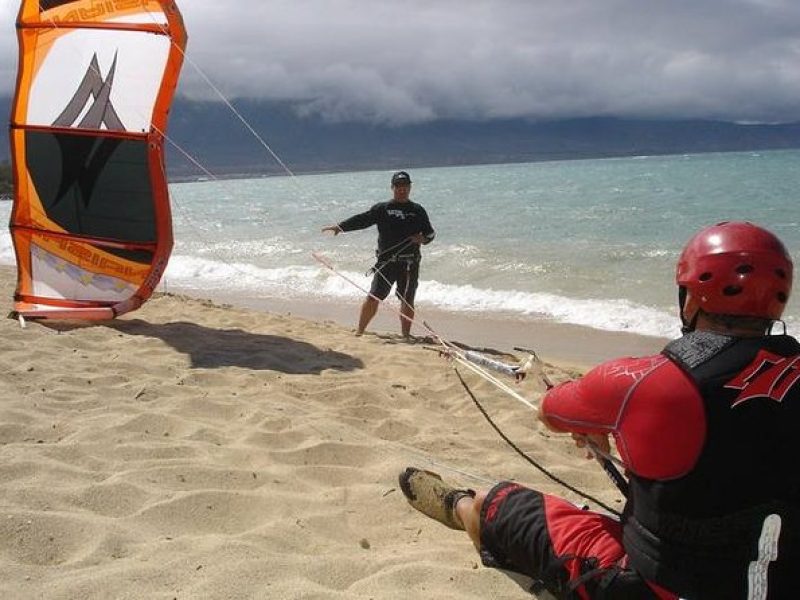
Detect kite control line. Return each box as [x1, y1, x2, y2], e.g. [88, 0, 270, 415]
[514, 348, 629, 498]
[314, 251, 628, 508]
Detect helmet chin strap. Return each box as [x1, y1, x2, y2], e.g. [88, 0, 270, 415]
[678, 286, 700, 334]
[681, 312, 700, 335]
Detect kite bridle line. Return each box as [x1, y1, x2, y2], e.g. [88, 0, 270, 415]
[138, 5, 300, 181]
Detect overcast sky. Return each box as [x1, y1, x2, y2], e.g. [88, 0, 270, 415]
[2, 0, 799, 125]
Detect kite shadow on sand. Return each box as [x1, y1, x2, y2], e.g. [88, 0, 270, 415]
[46, 319, 364, 374]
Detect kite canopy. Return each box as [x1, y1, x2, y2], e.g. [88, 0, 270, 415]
[9, 0, 187, 320]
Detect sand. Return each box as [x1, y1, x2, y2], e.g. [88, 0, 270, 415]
[0, 265, 666, 599]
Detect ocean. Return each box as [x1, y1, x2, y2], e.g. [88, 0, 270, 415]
[1, 149, 798, 339]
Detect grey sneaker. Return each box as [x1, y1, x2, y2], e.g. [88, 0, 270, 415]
[398, 467, 475, 530]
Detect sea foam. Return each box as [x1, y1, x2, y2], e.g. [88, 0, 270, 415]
[165, 254, 681, 339]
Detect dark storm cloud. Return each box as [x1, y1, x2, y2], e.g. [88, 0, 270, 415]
[3, 1, 800, 123]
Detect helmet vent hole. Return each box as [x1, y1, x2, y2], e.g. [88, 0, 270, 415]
[735, 264, 754, 275]
[699, 272, 713, 282]
[723, 285, 743, 296]
[777, 292, 788, 303]
[776, 269, 787, 280]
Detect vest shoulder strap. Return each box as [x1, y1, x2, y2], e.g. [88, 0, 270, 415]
[664, 331, 800, 385]
[663, 331, 737, 372]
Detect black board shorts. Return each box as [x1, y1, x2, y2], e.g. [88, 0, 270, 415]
[369, 259, 419, 305]
[479, 482, 666, 599]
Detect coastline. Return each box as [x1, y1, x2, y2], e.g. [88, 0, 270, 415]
[184, 289, 671, 369]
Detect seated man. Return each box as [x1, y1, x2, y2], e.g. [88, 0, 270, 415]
[400, 221, 798, 599]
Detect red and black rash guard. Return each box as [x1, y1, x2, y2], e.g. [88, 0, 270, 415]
[338, 201, 435, 261]
[542, 331, 799, 599]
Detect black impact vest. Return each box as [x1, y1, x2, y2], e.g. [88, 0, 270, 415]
[624, 331, 799, 600]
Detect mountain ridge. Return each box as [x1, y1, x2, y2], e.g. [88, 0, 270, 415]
[2, 96, 800, 179]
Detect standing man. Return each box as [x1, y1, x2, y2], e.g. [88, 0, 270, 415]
[322, 171, 435, 338]
[400, 221, 798, 599]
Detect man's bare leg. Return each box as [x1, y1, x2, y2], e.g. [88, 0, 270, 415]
[357, 296, 380, 335]
[455, 491, 487, 551]
[400, 303, 415, 338]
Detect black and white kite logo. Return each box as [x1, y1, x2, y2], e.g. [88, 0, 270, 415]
[53, 52, 124, 131]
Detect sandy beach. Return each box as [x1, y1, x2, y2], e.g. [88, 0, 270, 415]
[0, 265, 667, 599]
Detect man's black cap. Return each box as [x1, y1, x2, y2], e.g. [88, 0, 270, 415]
[391, 171, 412, 185]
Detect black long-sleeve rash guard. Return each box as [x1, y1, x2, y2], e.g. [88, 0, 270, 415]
[338, 201, 435, 260]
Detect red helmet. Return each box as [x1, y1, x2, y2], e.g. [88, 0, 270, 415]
[676, 221, 793, 323]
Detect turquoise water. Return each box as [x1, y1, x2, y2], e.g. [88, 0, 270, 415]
[2, 149, 798, 337]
